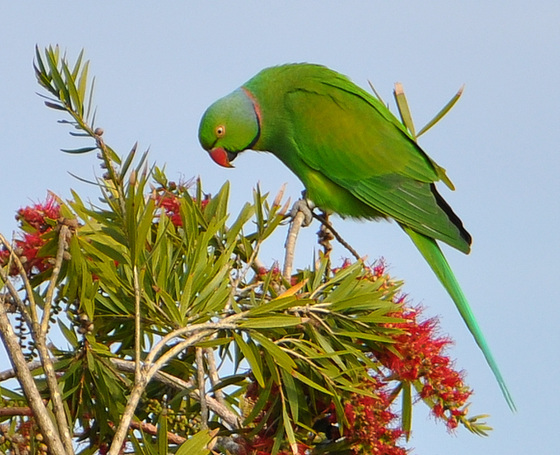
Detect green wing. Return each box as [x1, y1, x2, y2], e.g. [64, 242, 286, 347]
[283, 69, 471, 253]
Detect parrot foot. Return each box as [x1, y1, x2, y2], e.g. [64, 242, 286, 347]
[287, 197, 315, 227]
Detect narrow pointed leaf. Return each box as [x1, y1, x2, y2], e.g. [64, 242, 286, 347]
[402, 381, 412, 439]
[393, 82, 416, 138]
[176, 430, 212, 455]
[251, 332, 296, 371]
[61, 146, 98, 154]
[44, 101, 66, 111]
[292, 371, 333, 395]
[232, 332, 264, 387]
[417, 85, 464, 137]
[240, 315, 302, 329]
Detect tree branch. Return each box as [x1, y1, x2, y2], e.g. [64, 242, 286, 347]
[205, 347, 226, 406]
[34, 225, 75, 455]
[41, 225, 69, 334]
[0, 290, 67, 455]
[108, 320, 243, 455]
[0, 234, 33, 329]
[196, 347, 209, 430]
[313, 212, 361, 261]
[110, 358, 240, 429]
[283, 210, 305, 282]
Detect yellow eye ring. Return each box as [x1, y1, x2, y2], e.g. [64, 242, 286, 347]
[216, 125, 226, 137]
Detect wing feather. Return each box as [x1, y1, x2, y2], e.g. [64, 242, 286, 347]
[283, 73, 470, 252]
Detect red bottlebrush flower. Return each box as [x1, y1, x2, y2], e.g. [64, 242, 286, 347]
[255, 264, 282, 284]
[155, 191, 183, 227]
[16, 195, 60, 232]
[375, 305, 473, 429]
[154, 187, 211, 228]
[341, 377, 408, 455]
[0, 195, 61, 276]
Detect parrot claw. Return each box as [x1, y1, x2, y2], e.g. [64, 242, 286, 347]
[286, 197, 315, 227]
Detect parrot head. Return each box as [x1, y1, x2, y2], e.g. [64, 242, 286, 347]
[198, 88, 260, 168]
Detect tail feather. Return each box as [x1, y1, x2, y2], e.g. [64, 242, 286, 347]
[403, 226, 516, 411]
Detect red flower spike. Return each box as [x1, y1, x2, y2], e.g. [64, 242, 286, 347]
[0, 195, 61, 276]
[375, 305, 473, 429]
[341, 377, 408, 455]
[154, 187, 212, 228]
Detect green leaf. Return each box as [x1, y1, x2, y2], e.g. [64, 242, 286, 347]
[88, 239, 129, 265]
[402, 381, 413, 440]
[77, 60, 90, 110]
[61, 146, 98, 154]
[335, 330, 394, 343]
[176, 430, 212, 455]
[45, 47, 69, 104]
[240, 315, 302, 329]
[292, 371, 333, 396]
[59, 319, 78, 346]
[282, 402, 297, 451]
[157, 411, 169, 455]
[247, 296, 301, 316]
[233, 332, 264, 387]
[251, 332, 296, 372]
[62, 59, 83, 113]
[393, 82, 416, 138]
[71, 49, 84, 80]
[243, 377, 274, 425]
[417, 85, 464, 137]
[329, 292, 387, 312]
[280, 368, 299, 425]
[44, 101, 66, 111]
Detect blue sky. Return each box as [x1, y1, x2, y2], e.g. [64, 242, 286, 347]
[1, 2, 559, 453]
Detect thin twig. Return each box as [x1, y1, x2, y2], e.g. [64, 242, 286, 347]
[0, 360, 43, 381]
[0, 234, 33, 328]
[40, 225, 69, 336]
[312, 213, 361, 261]
[128, 421, 186, 445]
[228, 240, 262, 312]
[35, 342, 74, 455]
[145, 313, 246, 366]
[0, 406, 35, 417]
[196, 347, 209, 430]
[108, 320, 241, 455]
[0, 236, 40, 324]
[205, 347, 225, 405]
[111, 358, 240, 429]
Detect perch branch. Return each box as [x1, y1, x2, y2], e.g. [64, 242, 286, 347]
[312, 212, 361, 261]
[283, 210, 306, 282]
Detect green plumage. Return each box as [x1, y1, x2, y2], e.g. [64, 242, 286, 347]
[199, 63, 515, 410]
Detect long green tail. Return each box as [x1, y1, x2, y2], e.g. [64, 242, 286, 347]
[403, 226, 516, 411]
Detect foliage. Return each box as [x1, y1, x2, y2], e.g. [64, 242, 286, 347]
[0, 46, 490, 455]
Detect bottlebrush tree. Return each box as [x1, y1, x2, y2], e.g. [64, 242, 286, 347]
[0, 46, 491, 455]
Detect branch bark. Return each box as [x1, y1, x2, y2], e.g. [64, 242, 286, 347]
[283, 210, 305, 282]
[0, 293, 67, 455]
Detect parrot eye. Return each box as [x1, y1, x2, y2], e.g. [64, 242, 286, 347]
[216, 125, 226, 137]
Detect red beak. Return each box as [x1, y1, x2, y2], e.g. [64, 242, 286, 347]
[209, 147, 234, 168]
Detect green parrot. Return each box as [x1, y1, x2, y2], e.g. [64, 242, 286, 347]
[198, 63, 514, 410]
